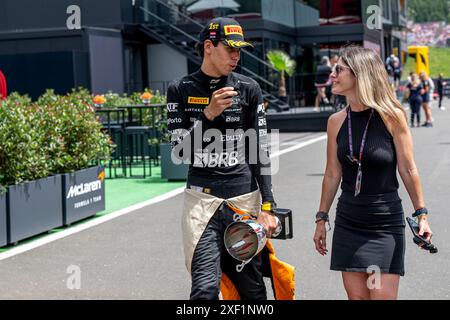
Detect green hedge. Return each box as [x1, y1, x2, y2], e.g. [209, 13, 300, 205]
[0, 88, 169, 190]
[0, 88, 114, 189]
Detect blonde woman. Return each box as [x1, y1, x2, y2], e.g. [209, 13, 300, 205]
[313, 46, 433, 300]
[419, 71, 433, 127]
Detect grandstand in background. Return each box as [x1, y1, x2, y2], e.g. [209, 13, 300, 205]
[407, 21, 450, 47]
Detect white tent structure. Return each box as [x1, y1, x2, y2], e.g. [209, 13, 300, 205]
[186, 0, 240, 14]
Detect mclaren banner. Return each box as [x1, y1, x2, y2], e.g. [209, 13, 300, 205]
[62, 166, 105, 225]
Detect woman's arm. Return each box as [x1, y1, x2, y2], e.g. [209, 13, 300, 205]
[389, 109, 432, 240]
[313, 110, 345, 255]
[390, 109, 425, 210]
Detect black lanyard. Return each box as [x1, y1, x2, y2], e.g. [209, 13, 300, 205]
[347, 106, 374, 196]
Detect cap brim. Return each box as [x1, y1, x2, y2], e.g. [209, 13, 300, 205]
[223, 39, 254, 51]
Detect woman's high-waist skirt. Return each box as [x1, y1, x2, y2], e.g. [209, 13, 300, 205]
[330, 191, 406, 276]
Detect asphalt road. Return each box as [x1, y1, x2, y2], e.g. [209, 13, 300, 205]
[0, 101, 449, 300]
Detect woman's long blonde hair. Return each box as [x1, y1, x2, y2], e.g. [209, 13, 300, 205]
[339, 45, 406, 125]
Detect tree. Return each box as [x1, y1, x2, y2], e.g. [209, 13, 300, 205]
[266, 50, 296, 98]
[408, 0, 449, 23]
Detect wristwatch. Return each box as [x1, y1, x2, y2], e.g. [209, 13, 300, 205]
[315, 211, 329, 223]
[316, 211, 331, 231]
[261, 201, 277, 214]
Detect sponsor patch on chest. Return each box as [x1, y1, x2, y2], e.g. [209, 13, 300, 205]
[188, 96, 209, 105]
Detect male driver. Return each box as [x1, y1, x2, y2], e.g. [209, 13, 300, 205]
[167, 17, 293, 300]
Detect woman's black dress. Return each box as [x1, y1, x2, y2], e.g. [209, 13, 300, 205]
[331, 108, 406, 276]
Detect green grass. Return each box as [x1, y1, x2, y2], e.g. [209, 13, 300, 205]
[0, 165, 186, 252]
[403, 47, 450, 79]
[100, 165, 186, 216]
[429, 47, 450, 77]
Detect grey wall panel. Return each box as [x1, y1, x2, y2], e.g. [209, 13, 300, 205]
[88, 33, 124, 94]
[79, 0, 123, 27]
[147, 44, 188, 94]
[295, 1, 319, 27]
[262, 0, 295, 28]
[0, 0, 124, 32]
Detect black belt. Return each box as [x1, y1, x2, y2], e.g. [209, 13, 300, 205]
[187, 178, 257, 199]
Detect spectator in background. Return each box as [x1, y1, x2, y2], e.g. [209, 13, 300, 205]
[437, 73, 446, 110]
[419, 71, 434, 127]
[330, 54, 339, 70]
[0, 69, 7, 100]
[407, 72, 414, 83]
[386, 54, 401, 90]
[406, 74, 424, 127]
[314, 56, 332, 112]
[428, 76, 435, 108]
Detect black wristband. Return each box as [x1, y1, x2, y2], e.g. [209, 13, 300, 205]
[412, 207, 428, 218]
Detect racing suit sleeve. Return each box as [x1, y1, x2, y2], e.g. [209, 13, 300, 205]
[249, 84, 275, 203]
[166, 81, 214, 152]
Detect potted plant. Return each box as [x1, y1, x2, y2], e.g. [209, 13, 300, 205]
[159, 130, 189, 181]
[0, 90, 114, 246]
[0, 93, 64, 244]
[0, 189, 6, 247]
[51, 89, 113, 226]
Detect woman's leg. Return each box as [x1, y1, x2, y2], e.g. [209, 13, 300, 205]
[319, 87, 326, 100]
[426, 101, 434, 122]
[314, 88, 320, 110]
[314, 87, 322, 111]
[413, 100, 421, 126]
[341, 272, 370, 300]
[422, 102, 431, 123]
[409, 101, 416, 126]
[369, 274, 400, 300]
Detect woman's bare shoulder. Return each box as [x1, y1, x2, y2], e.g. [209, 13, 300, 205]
[327, 108, 347, 133]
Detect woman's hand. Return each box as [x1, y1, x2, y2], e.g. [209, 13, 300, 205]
[313, 221, 328, 255]
[418, 216, 433, 248]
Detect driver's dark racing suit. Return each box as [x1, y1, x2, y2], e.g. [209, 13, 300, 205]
[167, 69, 294, 300]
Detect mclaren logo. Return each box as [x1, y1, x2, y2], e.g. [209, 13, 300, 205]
[188, 96, 209, 105]
[66, 171, 104, 199]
